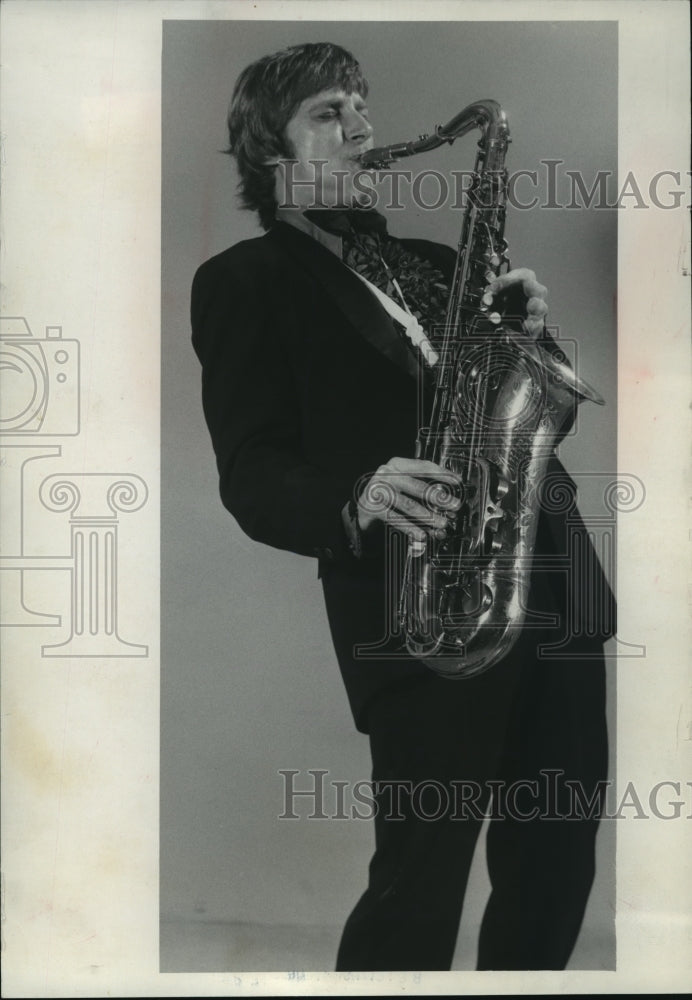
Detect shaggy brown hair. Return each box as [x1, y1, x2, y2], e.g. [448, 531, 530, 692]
[226, 42, 368, 230]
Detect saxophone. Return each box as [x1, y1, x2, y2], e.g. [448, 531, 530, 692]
[359, 101, 603, 678]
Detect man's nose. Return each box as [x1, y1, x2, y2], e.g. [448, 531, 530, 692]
[343, 109, 373, 143]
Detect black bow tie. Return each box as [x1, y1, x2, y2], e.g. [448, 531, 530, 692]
[304, 208, 388, 237]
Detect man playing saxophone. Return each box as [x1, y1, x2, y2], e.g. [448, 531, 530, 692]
[192, 41, 614, 971]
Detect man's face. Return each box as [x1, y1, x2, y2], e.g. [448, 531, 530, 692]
[276, 87, 374, 209]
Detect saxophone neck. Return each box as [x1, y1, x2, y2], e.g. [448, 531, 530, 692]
[358, 99, 510, 170]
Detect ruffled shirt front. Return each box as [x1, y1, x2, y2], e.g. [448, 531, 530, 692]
[277, 207, 450, 367]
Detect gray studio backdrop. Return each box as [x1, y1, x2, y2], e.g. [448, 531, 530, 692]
[161, 20, 617, 970]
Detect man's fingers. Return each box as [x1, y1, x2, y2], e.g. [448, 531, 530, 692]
[527, 281, 548, 301]
[482, 269, 549, 339]
[361, 475, 458, 518]
[395, 488, 457, 527]
[485, 270, 548, 306]
[392, 516, 428, 550]
[394, 472, 461, 511]
[526, 296, 549, 318]
[357, 458, 464, 534]
[359, 471, 460, 533]
[396, 514, 454, 551]
[523, 315, 546, 338]
[486, 267, 537, 295]
[384, 457, 461, 483]
[359, 502, 432, 548]
[484, 282, 548, 305]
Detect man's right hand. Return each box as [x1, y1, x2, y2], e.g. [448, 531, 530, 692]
[357, 457, 462, 551]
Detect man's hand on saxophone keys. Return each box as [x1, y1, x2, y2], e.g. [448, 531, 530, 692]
[356, 457, 462, 552]
[482, 267, 549, 338]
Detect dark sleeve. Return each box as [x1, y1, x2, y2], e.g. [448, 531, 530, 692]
[191, 252, 355, 562]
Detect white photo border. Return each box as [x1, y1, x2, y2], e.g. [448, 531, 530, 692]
[1, 0, 690, 996]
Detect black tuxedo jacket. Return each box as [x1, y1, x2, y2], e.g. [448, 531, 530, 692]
[191, 221, 615, 731]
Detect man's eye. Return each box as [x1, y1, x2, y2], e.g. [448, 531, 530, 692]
[357, 106, 369, 118]
[317, 110, 338, 120]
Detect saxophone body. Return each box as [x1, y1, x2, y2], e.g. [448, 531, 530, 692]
[360, 101, 603, 679]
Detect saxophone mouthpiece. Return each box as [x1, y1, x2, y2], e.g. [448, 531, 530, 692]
[357, 148, 394, 170]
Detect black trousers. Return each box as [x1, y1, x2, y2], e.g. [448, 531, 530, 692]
[335, 632, 609, 971]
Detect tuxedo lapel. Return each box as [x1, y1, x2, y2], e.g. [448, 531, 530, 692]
[268, 222, 421, 381]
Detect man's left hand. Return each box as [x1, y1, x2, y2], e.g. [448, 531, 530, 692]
[482, 267, 549, 338]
